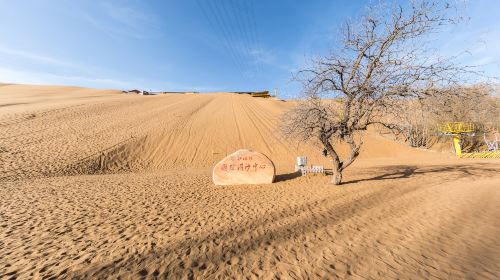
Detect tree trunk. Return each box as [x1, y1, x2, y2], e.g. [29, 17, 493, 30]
[331, 165, 342, 185]
[322, 137, 343, 185]
[325, 142, 342, 185]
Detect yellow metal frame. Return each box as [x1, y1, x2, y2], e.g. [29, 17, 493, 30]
[439, 122, 499, 159]
[438, 122, 475, 135]
[452, 135, 462, 156]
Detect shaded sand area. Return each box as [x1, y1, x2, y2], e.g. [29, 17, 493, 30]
[1, 85, 499, 279]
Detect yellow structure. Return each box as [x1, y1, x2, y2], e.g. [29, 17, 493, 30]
[438, 122, 500, 158]
[438, 122, 475, 135]
[452, 135, 462, 156]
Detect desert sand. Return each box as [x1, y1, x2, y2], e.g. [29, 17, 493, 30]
[1, 84, 499, 279]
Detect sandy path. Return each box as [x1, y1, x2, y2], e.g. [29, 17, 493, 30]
[1, 162, 498, 279]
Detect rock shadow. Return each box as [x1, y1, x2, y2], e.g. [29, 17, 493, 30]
[274, 171, 302, 182]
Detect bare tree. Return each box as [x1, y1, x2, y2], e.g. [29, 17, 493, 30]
[282, 1, 474, 185]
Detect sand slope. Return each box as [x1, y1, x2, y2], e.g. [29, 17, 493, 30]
[1, 84, 433, 181]
[1, 85, 499, 279]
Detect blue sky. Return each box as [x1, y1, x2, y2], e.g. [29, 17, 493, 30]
[0, 0, 499, 98]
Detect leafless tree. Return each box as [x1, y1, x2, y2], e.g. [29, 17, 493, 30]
[282, 0, 476, 185]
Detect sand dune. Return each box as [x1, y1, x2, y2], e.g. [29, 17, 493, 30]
[0, 84, 438, 181]
[1, 85, 499, 279]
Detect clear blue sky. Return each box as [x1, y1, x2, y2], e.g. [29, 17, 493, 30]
[0, 0, 498, 98]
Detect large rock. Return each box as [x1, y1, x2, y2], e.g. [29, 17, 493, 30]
[213, 149, 275, 185]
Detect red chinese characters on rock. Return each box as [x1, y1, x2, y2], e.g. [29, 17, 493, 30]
[221, 162, 266, 172]
[213, 149, 275, 185]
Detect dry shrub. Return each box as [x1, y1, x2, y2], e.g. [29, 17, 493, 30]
[396, 84, 499, 151]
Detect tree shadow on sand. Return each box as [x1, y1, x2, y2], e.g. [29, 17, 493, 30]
[343, 163, 498, 185]
[68, 163, 500, 279]
[342, 166, 418, 184]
